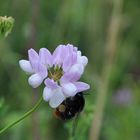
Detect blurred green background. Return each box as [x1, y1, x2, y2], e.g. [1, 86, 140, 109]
[0, 0, 140, 140]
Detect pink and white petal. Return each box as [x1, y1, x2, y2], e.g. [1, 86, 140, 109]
[28, 48, 39, 69]
[77, 55, 88, 67]
[60, 72, 80, 84]
[44, 78, 58, 90]
[39, 48, 53, 67]
[72, 52, 77, 64]
[49, 88, 65, 108]
[62, 47, 78, 72]
[74, 46, 78, 51]
[62, 55, 73, 72]
[62, 83, 77, 97]
[81, 56, 88, 66]
[77, 50, 82, 56]
[67, 44, 74, 54]
[67, 44, 78, 57]
[53, 45, 72, 66]
[53, 45, 64, 65]
[43, 87, 53, 101]
[61, 64, 84, 83]
[73, 82, 90, 92]
[28, 73, 43, 88]
[37, 63, 48, 78]
[19, 60, 34, 74]
[69, 63, 84, 75]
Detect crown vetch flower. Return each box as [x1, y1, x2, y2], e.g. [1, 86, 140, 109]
[19, 44, 90, 108]
[19, 49, 49, 88]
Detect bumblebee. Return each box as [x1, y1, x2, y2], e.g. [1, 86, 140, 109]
[54, 92, 85, 120]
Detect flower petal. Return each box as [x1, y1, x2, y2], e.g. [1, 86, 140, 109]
[39, 48, 53, 67]
[53, 45, 65, 66]
[49, 87, 65, 108]
[62, 83, 77, 97]
[77, 55, 88, 67]
[62, 56, 72, 72]
[73, 82, 90, 92]
[44, 78, 58, 90]
[43, 87, 53, 101]
[28, 73, 43, 88]
[74, 46, 78, 51]
[37, 63, 48, 78]
[28, 49, 48, 78]
[69, 63, 84, 75]
[77, 50, 82, 56]
[67, 44, 74, 54]
[53, 44, 78, 66]
[62, 52, 77, 72]
[19, 60, 34, 74]
[61, 64, 84, 83]
[28, 48, 39, 69]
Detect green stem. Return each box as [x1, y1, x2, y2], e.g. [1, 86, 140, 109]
[0, 96, 43, 134]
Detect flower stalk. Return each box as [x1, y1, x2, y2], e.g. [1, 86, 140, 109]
[0, 96, 43, 134]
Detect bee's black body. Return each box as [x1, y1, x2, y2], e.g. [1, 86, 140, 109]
[55, 92, 85, 120]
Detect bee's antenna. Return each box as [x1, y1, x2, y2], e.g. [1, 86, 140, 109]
[83, 93, 90, 96]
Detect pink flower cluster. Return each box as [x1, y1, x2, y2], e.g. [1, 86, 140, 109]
[19, 44, 90, 108]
